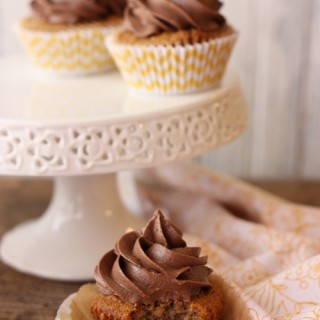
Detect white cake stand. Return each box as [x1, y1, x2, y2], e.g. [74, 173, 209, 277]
[0, 55, 247, 281]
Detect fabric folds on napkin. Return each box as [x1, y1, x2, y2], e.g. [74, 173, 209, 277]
[118, 162, 320, 320]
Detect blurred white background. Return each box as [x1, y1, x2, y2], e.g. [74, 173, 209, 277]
[0, 0, 319, 179]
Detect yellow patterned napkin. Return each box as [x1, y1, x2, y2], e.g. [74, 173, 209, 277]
[120, 162, 320, 320]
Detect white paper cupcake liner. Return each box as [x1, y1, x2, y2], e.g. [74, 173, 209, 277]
[107, 31, 238, 95]
[18, 23, 119, 77]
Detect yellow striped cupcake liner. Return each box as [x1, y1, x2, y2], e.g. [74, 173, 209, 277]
[106, 32, 238, 95]
[18, 25, 117, 76]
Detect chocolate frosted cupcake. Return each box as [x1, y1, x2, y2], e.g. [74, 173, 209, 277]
[92, 210, 223, 319]
[106, 0, 237, 94]
[18, 0, 126, 76]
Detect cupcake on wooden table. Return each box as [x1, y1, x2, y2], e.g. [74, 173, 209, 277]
[18, 0, 126, 76]
[107, 0, 237, 95]
[91, 210, 223, 319]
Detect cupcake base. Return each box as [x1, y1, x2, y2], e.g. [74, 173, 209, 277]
[18, 17, 120, 76]
[58, 274, 253, 320]
[107, 26, 237, 95]
[90, 285, 223, 320]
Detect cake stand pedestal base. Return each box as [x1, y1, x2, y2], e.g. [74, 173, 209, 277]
[0, 174, 144, 281]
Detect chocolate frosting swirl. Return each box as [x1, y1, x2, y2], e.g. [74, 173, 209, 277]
[125, 0, 226, 38]
[95, 210, 212, 305]
[31, 0, 126, 25]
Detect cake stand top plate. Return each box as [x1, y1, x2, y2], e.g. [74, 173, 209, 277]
[0, 55, 248, 176]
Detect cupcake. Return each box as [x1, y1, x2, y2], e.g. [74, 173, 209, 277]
[91, 210, 223, 319]
[18, 0, 126, 76]
[106, 0, 237, 95]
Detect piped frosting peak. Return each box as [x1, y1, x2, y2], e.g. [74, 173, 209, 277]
[95, 210, 212, 305]
[31, 0, 126, 25]
[125, 0, 226, 38]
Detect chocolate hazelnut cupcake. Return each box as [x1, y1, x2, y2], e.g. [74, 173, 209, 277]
[106, 0, 237, 94]
[91, 210, 223, 319]
[18, 0, 126, 76]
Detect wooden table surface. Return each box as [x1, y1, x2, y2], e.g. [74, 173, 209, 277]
[0, 178, 320, 320]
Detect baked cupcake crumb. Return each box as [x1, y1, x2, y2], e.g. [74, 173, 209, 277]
[91, 284, 223, 320]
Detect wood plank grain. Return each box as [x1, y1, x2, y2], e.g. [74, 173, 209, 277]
[201, 0, 315, 179]
[1, 178, 320, 320]
[200, 0, 259, 177]
[302, 0, 320, 179]
[0, 178, 85, 320]
[0, 0, 4, 55]
[248, 180, 320, 206]
[250, 0, 314, 178]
